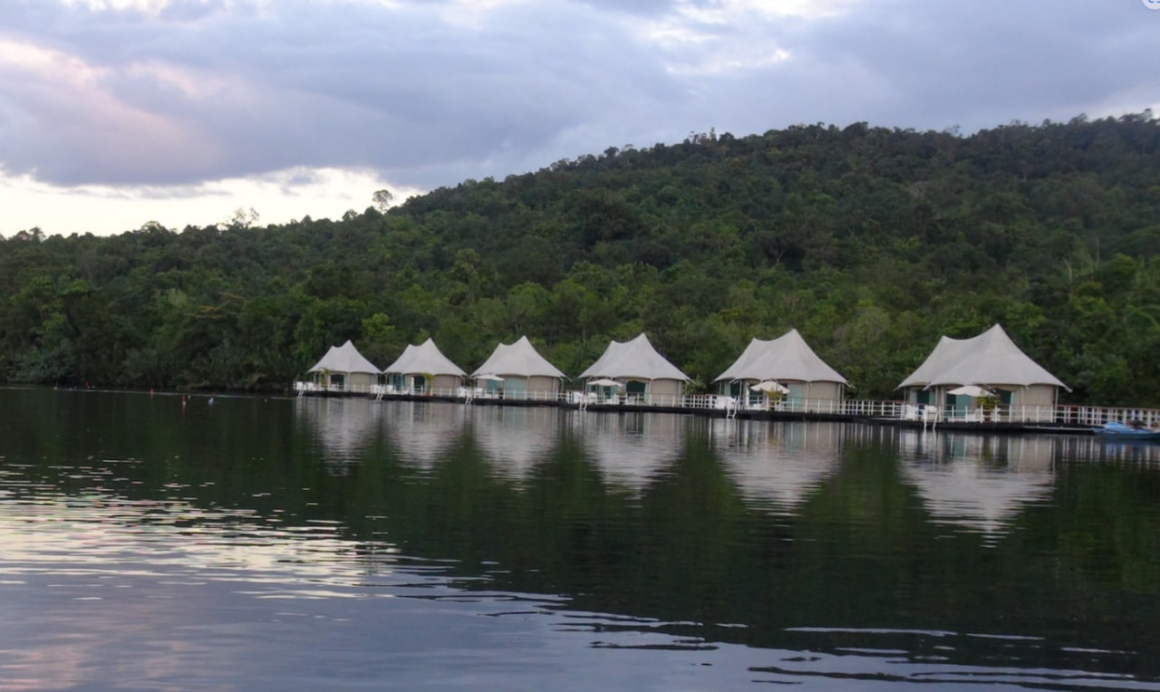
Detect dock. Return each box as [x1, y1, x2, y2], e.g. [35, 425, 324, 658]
[290, 382, 1156, 435]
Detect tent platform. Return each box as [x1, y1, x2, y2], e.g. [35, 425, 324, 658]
[293, 386, 1141, 436]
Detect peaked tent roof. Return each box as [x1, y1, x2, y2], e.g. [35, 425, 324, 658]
[579, 333, 691, 381]
[713, 329, 848, 384]
[308, 340, 380, 375]
[898, 324, 1068, 390]
[472, 336, 566, 379]
[381, 338, 466, 377]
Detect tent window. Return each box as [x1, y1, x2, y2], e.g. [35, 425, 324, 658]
[915, 390, 931, 406]
[997, 389, 1013, 405]
[626, 381, 646, 395]
[330, 373, 346, 388]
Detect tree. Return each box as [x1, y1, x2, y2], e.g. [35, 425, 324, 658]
[373, 189, 395, 213]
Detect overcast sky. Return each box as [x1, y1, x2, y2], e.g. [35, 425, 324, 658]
[1, 0, 1157, 236]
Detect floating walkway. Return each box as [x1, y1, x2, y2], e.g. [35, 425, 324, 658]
[291, 382, 1150, 435]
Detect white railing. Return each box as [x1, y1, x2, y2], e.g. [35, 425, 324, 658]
[292, 382, 1160, 429]
[294, 381, 378, 395]
[897, 403, 1160, 427]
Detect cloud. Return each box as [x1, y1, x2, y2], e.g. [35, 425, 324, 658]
[0, 165, 421, 236]
[0, 0, 1157, 235]
[0, 0, 687, 189]
[684, 0, 1160, 137]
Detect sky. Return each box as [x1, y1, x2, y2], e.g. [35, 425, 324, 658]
[0, 0, 1158, 237]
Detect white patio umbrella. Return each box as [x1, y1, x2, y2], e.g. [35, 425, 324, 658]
[475, 374, 505, 382]
[750, 380, 790, 394]
[948, 385, 993, 398]
[589, 378, 624, 388]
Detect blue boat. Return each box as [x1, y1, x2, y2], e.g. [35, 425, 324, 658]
[1094, 421, 1160, 440]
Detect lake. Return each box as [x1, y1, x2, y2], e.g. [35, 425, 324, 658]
[1, 388, 1159, 691]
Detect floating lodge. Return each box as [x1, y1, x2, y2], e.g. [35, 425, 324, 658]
[296, 326, 1147, 433]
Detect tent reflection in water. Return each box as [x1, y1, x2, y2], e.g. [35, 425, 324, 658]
[469, 406, 561, 480]
[710, 420, 841, 514]
[579, 333, 690, 405]
[381, 401, 466, 469]
[471, 336, 566, 401]
[570, 413, 686, 492]
[896, 429, 1055, 540]
[305, 340, 381, 393]
[295, 396, 383, 473]
[898, 324, 1069, 423]
[381, 338, 466, 395]
[714, 329, 848, 411]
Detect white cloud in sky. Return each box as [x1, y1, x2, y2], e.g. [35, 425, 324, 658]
[0, 167, 419, 237]
[0, 0, 1157, 236]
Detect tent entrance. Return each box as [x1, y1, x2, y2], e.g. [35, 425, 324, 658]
[504, 378, 527, 399]
[946, 393, 970, 418]
[787, 383, 806, 408]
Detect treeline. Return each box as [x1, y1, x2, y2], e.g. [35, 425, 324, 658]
[2, 113, 1159, 403]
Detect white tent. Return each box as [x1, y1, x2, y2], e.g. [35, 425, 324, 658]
[471, 336, 566, 400]
[898, 324, 1068, 421]
[579, 333, 690, 403]
[714, 329, 848, 407]
[306, 340, 380, 391]
[309, 340, 380, 375]
[381, 338, 466, 394]
[900, 324, 1066, 390]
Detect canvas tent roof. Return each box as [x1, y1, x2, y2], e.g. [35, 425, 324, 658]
[471, 336, 566, 379]
[714, 329, 848, 384]
[898, 324, 1068, 390]
[381, 338, 466, 377]
[579, 333, 690, 381]
[308, 340, 380, 375]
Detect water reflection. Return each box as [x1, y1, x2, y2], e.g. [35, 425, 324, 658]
[0, 472, 753, 691]
[378, 401, 468, 469]
[709, 420, 841, 514]
[5, 390, 1160, 690]
[569, 413, 685, 492]
[1054, 434, 1160, 466]
[894, 429, 1055, 539]
[469, 406, 562, 481]
[295, 397, 384, 472]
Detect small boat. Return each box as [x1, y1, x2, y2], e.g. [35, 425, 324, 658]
[1094, 421, 1160, 440]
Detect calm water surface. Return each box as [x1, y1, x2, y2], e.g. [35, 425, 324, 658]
[1, 388, 1159, 690]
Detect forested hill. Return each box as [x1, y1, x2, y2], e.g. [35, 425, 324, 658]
[2, 114, 1159, 404]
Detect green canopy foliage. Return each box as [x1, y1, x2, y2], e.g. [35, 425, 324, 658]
[2, 113, 1159, 403]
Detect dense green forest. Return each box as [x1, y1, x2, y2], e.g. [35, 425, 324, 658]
[1, 113, 1159, 403]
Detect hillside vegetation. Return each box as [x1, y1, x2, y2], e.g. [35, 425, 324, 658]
[2, 114, 1159, 403]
